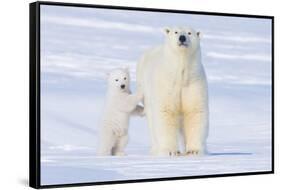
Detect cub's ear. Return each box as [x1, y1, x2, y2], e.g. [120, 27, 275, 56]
[163, 27, 171, 35]
[196, 31, 202, 39]
[105, 72, 110, 79]
[105, 69, 115, 78]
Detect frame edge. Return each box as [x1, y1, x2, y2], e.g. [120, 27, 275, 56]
[29, 1, 41, 189]
[36, 0, 274, 19]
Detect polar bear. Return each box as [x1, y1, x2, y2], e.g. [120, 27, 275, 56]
[137, 27, 209, 156]
[97, 68, 144, 156]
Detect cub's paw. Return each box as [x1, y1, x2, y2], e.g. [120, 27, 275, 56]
[139, 107, 145, 117]
[133, 105, 145, 117]
[169, 150, 181, 156]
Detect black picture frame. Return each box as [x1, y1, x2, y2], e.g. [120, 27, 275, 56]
[29, 1, 274, 189]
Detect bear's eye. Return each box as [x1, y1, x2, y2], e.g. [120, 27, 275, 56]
[175, 31, 178, 34]
[115, 79, 119, 82]
[188, 32, 192, 35]
[124, 77, 126, 80]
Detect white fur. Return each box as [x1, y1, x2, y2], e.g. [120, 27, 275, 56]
[137, 27, 209, 156]
[97, 69, 143, 156]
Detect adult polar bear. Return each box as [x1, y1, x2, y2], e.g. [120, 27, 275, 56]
[137, 27, 209, 156]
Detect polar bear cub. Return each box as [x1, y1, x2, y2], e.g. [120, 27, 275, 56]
[97, 68, 143, 156]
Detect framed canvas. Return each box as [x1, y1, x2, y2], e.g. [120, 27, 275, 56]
[29, 1, 274, 188]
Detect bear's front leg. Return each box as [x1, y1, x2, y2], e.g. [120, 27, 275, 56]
[182, 82, 209, 156]
[183, 111, 208, 155]
[154, 110, 180, 156]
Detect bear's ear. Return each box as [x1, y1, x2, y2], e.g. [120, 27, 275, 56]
[163, 27, 171, 35]
[196, 31, 202, 39]
[123, 66, 129, 72]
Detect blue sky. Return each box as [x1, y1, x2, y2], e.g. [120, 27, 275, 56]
[40, 5, 272, 90]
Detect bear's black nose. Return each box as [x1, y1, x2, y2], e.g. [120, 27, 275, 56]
[179, 35, 186, 43]
[121, 84, 125, 89]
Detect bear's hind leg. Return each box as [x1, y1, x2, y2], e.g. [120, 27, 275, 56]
[145, 107, 158, 155]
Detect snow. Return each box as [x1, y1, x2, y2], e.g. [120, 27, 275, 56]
[39, 5, 272, 185]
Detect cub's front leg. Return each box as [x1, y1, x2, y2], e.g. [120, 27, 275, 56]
[121, 91, 144, 112]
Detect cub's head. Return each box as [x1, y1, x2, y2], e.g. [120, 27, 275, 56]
[163, 27, 201, 53]
[107, 68, 130, 93]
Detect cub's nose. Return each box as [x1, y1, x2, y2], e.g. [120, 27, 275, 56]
[120, 84, 125, 89]
[179, 35, 186, 43]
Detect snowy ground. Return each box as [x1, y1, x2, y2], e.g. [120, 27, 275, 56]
[40, 5, 272, 185]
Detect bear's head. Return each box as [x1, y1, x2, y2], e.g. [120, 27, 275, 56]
[163, 27, 201, 54]
[107, 68, 130, 93]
